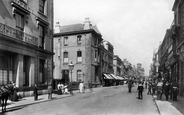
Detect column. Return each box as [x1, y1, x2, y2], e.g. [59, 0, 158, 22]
[29, 57, 35, 87]
[15, 54, 23, 88]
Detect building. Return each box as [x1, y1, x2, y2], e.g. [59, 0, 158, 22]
[172, 0, 184, 96]
[113, 55, 123, 76]
[53, 18, 103, 87]
[0, 0, 54, 97]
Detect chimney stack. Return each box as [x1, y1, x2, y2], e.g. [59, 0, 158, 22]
[54, 22, 61, 33]
[84, 18, 92, 30]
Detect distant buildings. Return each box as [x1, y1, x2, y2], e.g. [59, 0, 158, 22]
[0, 0, 54, 97]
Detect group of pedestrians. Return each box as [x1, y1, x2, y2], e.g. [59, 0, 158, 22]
[146, 80, 179, 101]
[57, 83, 69, 95]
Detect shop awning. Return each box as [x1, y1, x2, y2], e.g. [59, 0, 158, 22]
[103, 74, 113, 79]
[110, 74, 119, 80]
[117, 76, 124, 80]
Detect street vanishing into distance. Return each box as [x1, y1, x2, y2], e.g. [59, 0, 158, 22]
[5, 85, 158, 115]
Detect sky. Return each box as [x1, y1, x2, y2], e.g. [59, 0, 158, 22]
[54, 0, 175, 76]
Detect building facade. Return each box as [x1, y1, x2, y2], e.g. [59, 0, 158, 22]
[113, 55, 123, 76]
[0, 0, 54, 97]
[54, 18, 103, 87]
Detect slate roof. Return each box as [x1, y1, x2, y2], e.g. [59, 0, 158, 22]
[59, 23, 101, 35]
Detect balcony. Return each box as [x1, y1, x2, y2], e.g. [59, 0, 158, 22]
[0, 23, 38, 46]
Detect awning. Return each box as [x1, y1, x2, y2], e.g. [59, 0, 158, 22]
[117, 76, 124, 80]
[110, 74, 119, 80]
[103, 74, 113, 79]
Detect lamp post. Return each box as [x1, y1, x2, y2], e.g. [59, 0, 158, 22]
[68, 61, 74, 95]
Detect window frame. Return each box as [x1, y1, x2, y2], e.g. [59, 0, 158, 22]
[39, 0, 45, 13]
[77, 70, 82, 81]
[77, 35, 82, 45]
[77, 51, 82, 62]
[38, 24, 45, 49]
[15, 13, 24, 31]
[63, 51, 68, 63]
[64, 36, 68, 46]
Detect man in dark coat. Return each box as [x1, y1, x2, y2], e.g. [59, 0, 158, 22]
[172, 82, 179, 101]
[137, 81, 144, 99]
[34, 84, 38, 101]
[164, 81, 170, 101]
[128, 79, 133, 93]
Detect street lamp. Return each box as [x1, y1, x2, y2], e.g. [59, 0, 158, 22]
[68, 61, 74, 95]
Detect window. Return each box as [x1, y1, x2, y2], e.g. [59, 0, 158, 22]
[64, 37, 68, 46]
[63, 52, 68, 63]
[77, 35, 82, 45]
[95, 50, 98, 62]
[77, 51, 82, 62]
[39, 0, 45, 13]
[23, 56, 29, 86]
[77, 70, 82, 81]
[16, 13, 24, 31]
[39, 25, 45, 49]
[39, 59, 45, 84]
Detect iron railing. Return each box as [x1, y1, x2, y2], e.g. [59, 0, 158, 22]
[0, 23, 38, 46]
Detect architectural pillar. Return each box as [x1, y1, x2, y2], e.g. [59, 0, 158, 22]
[15, 54, 23, 88]
[29, 57, 35, 87]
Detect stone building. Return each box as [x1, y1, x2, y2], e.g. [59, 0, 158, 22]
[113, 55, 123, 76]
[53, 18, 103, 86]
[0, 0, 54, 97]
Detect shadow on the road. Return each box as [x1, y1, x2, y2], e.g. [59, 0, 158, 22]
[0, 105, 25, 115]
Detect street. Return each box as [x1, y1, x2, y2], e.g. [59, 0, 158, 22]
[4, 85, 159, 115]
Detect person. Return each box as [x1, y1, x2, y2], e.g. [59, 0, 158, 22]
[147, 82, 152, 95]
[128, 79, 133, 93]
[172, 82, 179, 101]
[48, 85, 53, 100]
[63, 84, 69, 94]
[34, 84, 38, 101]
[169, 81, 173, 100]
[145, 82, 147, 89]
[57, 83, 62, 95]
[156, 80, 163, 100]
[88, 81, 93, 91]
[12, 83, 18, 101]
[137, 81, 144, 99]
[164, 81, 170, 101]
[79, 81, 84, 93]
[152, 81, 156, 96]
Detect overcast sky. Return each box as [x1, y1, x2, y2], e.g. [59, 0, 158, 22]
[54, 0, 175, 76]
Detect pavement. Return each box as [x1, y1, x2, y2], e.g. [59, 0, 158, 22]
[1, 86, 184, 115]
[2, 86, 104, 113]
[152, 92, 184, 115]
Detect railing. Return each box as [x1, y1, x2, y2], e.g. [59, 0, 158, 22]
[0, 23, 38, 46]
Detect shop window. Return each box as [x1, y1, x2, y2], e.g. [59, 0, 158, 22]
[0, 53, 14, 86]
[77, 51, 82, 62]
[63, 52, 68, 63]
[23, 56, 29, 86]
[39, 59, 45, 84]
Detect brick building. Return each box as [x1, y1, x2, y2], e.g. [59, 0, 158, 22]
[53, 18, 103, 87]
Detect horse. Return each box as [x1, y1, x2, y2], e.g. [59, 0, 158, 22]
[0, 84, 14, 112]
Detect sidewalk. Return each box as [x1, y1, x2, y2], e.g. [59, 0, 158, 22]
[153, 94, 184, 115]
[3, 86, 104, 112]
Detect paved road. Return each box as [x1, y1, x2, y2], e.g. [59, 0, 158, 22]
[5, 85, 159, 115]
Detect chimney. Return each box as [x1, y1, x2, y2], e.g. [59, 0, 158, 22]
[54, 22, 61, 33]
[84, 18, 92, 30]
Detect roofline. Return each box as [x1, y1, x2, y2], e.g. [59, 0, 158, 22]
[172, 0, 181, 11]
[54, 29, 102, 38]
